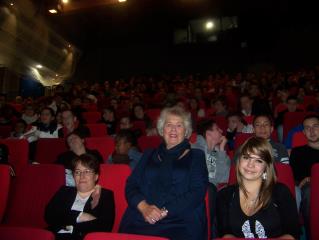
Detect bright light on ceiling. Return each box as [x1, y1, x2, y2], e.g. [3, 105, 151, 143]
[118, 0, 127, 2]
[36, 64, 43, 69]
[205, 21, 214, 30]
[62, 0, 69, 3]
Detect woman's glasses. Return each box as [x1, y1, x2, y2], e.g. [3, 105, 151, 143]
[73, 169, 94, 177]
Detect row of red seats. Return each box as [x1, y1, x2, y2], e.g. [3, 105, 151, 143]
[1, 163, 319, 239]
[0, 164, 208, 240]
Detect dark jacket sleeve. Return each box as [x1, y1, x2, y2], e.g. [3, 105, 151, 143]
[163, 149, 208, 217]
[45, 186, 80, 232]
[125, 149, 154, 209]
[74, 188, 115, 234]
[216, 185, 235, 237]
[273, 183, 301, 239]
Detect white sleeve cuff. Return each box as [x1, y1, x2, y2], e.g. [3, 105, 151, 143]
[76, 212, 83, 223]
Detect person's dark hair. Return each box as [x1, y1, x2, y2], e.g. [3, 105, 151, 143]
[213, 95, 227, 106]
[15, 119, 27, 128]
[65, 129, 86, 147]
[115, 129, 137, 147]
[303, 114, 319, 125]
[71, 153, 100, 175]
[287, 95, 298, 102]
[253, 114, 274, 126]
[227, 112, 248, 126]
[196, 119, 216, 136]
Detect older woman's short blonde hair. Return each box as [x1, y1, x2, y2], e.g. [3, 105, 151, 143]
[157, 106, 192, 138]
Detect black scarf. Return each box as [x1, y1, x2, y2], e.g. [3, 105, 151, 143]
[151, 139, 190, 206]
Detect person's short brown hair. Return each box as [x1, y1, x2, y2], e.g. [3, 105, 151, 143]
[71, 153, 100, 175]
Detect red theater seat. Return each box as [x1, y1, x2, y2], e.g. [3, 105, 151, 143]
[0, 226, 54, 240]
[98, 164, 131, 232]
[146, 108, 161, 123]
[86, 123, 108, 137]
[292, 131, 307, 148]
[0, 125, 12, 138]
[0, 139, 29, 176]
[35, 138, 67, 164]
[0, 165, 10, 223]
[310, 163, 319, 240]
[82, 111, 102, 124]
[283, 112, 306, 140]
[4, 164, 65, 228]
[138, 135, 162, 152]
[84, 232, 169, 240]
[85, 137, 115, 161]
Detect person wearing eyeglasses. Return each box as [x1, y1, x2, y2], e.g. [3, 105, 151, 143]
[119, 106, 208, 240]
[45, 154, 115, 240]
[216, 137, 300, 239]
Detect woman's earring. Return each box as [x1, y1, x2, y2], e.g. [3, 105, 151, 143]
[262, 172, 267, 180]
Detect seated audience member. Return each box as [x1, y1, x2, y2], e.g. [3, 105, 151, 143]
[108, 129, 142, 169]
[240, 94, 253, 117]
[212, 96, 228, 117]
[0, 143, 15, 176]
[250, 83, 272, 116]
[192, 119, 231, 238]
[56, 131, 103, 186]
[9, 119, 27, 138]
[21, 104, 38, 124]
[45, 154, 115, 240]
[289, 114, 319, 240]
[217, 137, 300, 239]
[132, 103, 157, 135]
[24, 107, 62, 142]
[226, 112, 253, 149]
[252, 114, 289, 164]
[99, 107, 116, 136]
[275, 95, 303, 143]
[119, 106, 208, 240]
[119, 115, 142, 138]
[58, 109, 90, 138]
[192, 119, 231, 186]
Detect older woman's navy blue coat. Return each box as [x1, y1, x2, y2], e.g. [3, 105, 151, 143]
[119, 148, 208, 240]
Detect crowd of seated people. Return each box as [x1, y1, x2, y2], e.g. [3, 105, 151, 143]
[1, 67, 319, 239]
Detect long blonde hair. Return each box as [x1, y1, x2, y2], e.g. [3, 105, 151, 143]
[236, 136, 277, 208]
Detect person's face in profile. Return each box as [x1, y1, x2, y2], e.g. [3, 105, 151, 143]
[163, 114, 186, 149]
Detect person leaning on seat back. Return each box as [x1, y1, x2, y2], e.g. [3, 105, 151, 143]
[45, 154, 115, 240]
[216, 136, 300, 239]
[119, 106, 208, 240]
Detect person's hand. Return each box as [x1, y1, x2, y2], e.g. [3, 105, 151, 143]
[137, 201, 168, 224]
[219, 136, 228, 151]
[91, 185, 101, 209]
[78, 212, 96, 222]
[299, 177, 310, 188]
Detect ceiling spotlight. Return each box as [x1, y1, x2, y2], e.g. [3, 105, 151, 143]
[62, 0, 69, 3]
[48, 9, 58, 14]
[36, 64, 43, 69]
[10, 2, 14, 6]
[205, 21, 214, 30]
[118, 0, 127, 2]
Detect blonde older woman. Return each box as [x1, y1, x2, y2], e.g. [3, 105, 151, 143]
[216, 137, 300, 239]
[119, 106, 208, 240]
